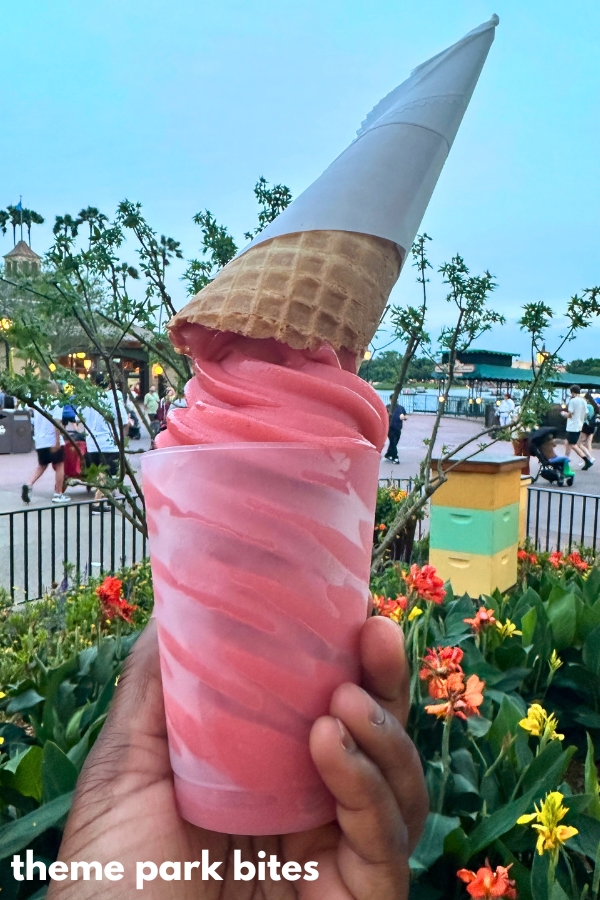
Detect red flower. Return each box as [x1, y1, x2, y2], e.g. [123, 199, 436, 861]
[566, 550, 588, 571]
[376, 523, 387, 531]
[517, 549, 528, 561]
[464, 607, 497, 633]
[405, 564, 446, 604]
[96, 576, 138, 624]
[549, 551, 563, 569]
[425, 673, 485, 720]
[529, 554, 538, 565]
[457, 863, 517, 899]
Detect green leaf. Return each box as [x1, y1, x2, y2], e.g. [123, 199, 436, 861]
[545, 590, 578, 650]
[467, 745, 575, 857]
[42, 742, 78, 802]
[494, 839, 532, 900]
[583, 626, 600, 677]
[579, 599, 600, 639]
[444, 827, 471, 867]
[531, 850, 549, 900]
[586, 733, 600, 820]
[521, 607, 538, 647]
[467, 715, 492, 738]
[0, 791, 73, 860]
[409, 813, 460, 872]
[1, 747, 43, 802]
[520, 740, 564, 795]
[488, 695, 526, 757]
[6, 689, 44, 713]
[568, 814, 600, 859]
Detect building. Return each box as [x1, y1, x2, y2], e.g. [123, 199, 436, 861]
[3, 241, 42, 277]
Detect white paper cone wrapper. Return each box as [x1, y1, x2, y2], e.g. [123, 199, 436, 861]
[244, 15, 498, 256]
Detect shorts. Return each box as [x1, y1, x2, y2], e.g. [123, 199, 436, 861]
[582, 422, 596, 435]
[36, 446, 64, 467]
[87, 451, 119, 476]
[566, 431, 581, 444]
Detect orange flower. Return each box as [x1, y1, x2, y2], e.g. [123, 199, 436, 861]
[420, 646, 464, 682]
[96, 576, 138, 624]
[376, 523, 387, 531]
[517, 549, 528, 561]
[372, 594, 407, 623]
[549, 551, 563, 569]
[464, 607, 497, 633]
[529, 554, 538, 565]
[457, 863, 517, 899]
[425, 673, 485, 720]
[566, 550, 588, 571]
[405, 564, 446, 604]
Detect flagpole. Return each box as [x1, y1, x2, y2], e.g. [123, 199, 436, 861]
[19, 196, 23, 242]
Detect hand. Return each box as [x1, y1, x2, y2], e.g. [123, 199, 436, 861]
[48, 616, 427, 899]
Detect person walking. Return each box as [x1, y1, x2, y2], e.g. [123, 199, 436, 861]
[144, 385, 159, 422]
[578, 392, 599, 461]
[384, 402, 407, 464]
[22, 397, 70, 504]
[562, 385, 593, 470]
[497, 393, 515, 427]
[81, 374, 128, 513]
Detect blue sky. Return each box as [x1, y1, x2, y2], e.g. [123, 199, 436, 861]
[2, 0, 599, 361]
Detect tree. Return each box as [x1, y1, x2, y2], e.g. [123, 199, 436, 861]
[183, 178, 293, 296]
[0, 210, 8, 237]
[388, 234, 432, 411]
[244, 177, 292, 240]
[6, 205, 22, 245]
[21, 208, 45, 246]
[566, 357, 600, 377]
[78, 206, 108, 246]
[0, 201, 192, 538]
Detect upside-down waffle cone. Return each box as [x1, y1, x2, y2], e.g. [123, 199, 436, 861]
[168, 230, 403, 358]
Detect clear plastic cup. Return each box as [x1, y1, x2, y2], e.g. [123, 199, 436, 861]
[142, 441, 380, 835]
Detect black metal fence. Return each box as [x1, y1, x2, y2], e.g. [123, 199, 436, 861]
[526, 486, 600, 553]
[0, 499, 147, 604]
[380, 393, 486, 418]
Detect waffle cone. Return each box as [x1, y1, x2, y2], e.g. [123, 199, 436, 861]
[168, 230, 402, 358]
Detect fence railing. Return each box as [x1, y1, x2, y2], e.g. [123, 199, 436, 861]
[526, 486, 600, 553]
[377, 392, 486, 418]
[0, 499, 147, 604]
[2, 484, 598, 603]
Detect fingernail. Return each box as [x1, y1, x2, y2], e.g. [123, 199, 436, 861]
[336, 718, 356, 751]
[370, 700, 386, 726]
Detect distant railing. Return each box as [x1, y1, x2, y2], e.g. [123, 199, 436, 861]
[526, 486, 600, 552]
[0, 499, 147, 604]
[390, 394, 485, 417]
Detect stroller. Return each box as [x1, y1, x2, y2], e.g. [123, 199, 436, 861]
[528, 426, 575, 487]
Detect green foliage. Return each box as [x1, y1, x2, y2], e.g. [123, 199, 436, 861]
[0, 560, 153, 687]
[567, 358, 600, 377]
[370, 553, 600, 899]
[183, 177, 292, 295]
[358, 351, 434, 384]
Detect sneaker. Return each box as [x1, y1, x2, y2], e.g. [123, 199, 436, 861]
[52, 493, 71, 503]
[91, 504, 107, 515]
[582, 459, 594, 471]
[21, 484, 31, 504]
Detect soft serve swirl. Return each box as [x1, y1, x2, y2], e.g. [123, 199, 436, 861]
[156, 325, 388, 451]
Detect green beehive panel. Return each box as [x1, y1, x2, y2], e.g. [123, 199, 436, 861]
[429, 503, 520, 556]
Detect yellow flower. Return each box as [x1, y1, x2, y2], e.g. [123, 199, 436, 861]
[517, 791, 578, 858]
[408, 606, 424, 621]
[519, 703, 564, 742]
[0, 737, 4, 745]
[495, 618, 522, 640]
[549, 650, 563, 673]
[0, 692, 5, 699]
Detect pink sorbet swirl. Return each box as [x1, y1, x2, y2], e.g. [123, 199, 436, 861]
[156, 325, 388, 451]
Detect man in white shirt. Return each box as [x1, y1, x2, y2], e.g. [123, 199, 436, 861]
[563, 385, 593, 470]
[80, 374, 128, 513]
[497, 394, 515, 428]
[22, 395, 70, 504]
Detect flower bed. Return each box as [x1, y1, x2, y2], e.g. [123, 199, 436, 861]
[0, 552, 599, 898]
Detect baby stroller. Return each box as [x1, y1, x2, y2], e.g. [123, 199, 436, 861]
[528, 426, 575, 487]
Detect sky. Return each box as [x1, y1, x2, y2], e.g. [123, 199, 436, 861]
[2, 0, 599, 362]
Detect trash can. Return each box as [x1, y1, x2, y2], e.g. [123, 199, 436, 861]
[485, 402, 498, 428]
[0, 412, 11, 454]
[10, 410, 33, 453]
